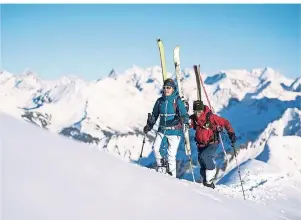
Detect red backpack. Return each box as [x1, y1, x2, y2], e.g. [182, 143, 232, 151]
[191, 112, 220, 146]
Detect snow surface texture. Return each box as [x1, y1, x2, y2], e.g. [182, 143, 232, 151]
[0, 113, 288, 220]
[1, 66, 301, 219]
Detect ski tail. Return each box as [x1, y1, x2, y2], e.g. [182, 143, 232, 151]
[173, 45, 185, 100]
[173, 45, 180, 64]
[193, 65, 202, 101]
[157, 39, 167, 81]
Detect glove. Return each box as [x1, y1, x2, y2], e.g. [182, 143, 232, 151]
[143, 124, 152, 134]
[228, 132, 237, 145]
[146, 113, 152, 125]
[184, 100, 189, 112]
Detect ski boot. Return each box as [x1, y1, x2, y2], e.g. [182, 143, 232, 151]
[156, 158, 172, 175]
[203, 181, 215, 189]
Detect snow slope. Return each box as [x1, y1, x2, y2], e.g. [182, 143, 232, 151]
[217, 135, 301, 220]
[213, 107, 301, 219]
[0, 112, 280, 220]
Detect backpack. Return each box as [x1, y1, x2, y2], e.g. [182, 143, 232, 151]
[192, 111, 220, 144]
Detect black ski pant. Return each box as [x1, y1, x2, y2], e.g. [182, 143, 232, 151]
[197, 143, 218, 182]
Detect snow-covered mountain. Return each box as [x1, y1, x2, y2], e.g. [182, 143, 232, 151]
[1, 66, 301, 218]
[1, 66, 299, 154]
[0, 112, 294, 220]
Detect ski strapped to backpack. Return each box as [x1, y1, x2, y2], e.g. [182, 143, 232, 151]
[193, 64, 228, 160]
[193, 65, 202, 101]
[157, 39, 167, 81]
[174, 45, 196, 183]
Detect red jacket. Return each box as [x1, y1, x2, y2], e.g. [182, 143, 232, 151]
[189, 105, 234, 147]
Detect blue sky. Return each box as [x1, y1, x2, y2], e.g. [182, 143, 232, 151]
[1, 4, 300, 80]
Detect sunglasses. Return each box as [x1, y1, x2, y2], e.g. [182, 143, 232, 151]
[163, 86, 172, 90]
[194, 110, 203, 114]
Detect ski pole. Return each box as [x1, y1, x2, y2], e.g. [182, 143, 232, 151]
[188, 154, 196, 183]
[183, 126, 196, 183]
[138, 134, 146, 165]
[231, 143, 246, 200]
[219, 132, 229, 165]
[139, 113, 155, 165]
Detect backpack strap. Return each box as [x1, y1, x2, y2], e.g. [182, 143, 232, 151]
[203, 112, 213, 129]
[204, 111, 220, 143]
[192, 114, 198, 130]
[193, 111, 212, 130]
[172, 96, 181, 116]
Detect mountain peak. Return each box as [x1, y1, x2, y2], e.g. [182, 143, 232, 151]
[22, 69, 39, 78]
[259, 67, 281, 81]
[0, 70, 13, 77]
[290, 76, 301, 92]
[108, 68, 118, 79]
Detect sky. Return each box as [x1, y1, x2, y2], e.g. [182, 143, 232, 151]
[1, 4, 300, 80]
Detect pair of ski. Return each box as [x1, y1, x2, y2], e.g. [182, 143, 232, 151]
[157, 39, 202, 181]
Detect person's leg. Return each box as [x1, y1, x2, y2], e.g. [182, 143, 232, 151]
[199, 143, 218, 185]
[197, 147, 207, 182]
[166, 134, 181, 177]
[152, 132, 164, 167]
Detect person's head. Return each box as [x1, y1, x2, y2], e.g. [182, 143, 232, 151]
[163, 78, 176, 96]
[193, 100, 204, 117]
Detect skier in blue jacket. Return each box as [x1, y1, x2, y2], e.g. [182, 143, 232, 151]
[143, 78, 189, 177]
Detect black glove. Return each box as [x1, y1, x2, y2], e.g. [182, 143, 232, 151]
[143, 124, 152, 134]
[228, 132, 237, 145]
[184, 100, 189, 112]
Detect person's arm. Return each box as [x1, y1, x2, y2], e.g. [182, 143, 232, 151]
[143, 99, 160, 134]
[148, 99, 160, 128]
[212, 114, 233, 132]
[212, 114, 236, 143]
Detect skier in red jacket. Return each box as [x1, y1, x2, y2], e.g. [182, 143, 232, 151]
[189, 100, 236, 189]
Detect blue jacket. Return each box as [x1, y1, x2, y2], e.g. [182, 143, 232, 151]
[148, 89, 189, 136]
